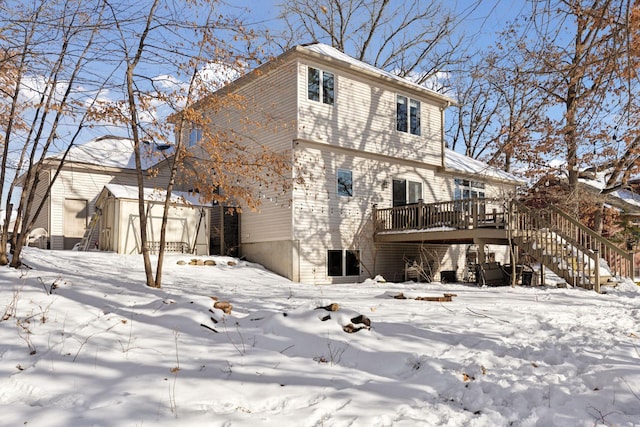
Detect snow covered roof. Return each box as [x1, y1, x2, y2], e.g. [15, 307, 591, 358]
[579, 171, 640, 209]
[100, 183, 207, 207]
[444, 148, 524, 184]
[298, 43, 455, 105]
[49, 135, 171, 170]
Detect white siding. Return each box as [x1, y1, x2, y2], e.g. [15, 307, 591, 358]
[296, 59, 443, 168]
[293, 142, 446, 284]
[48, 166, 151, 250]
[30, 170, 51, 234]
[197, 60, 299, 247]
[50, 169, 98, 249]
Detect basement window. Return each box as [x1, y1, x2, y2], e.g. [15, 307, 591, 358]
[328, 250, 343, 276]
[328, 249, 360, 276]
[345, 250, 360, 276]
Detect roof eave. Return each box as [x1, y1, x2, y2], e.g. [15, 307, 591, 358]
[438, 165, 525, 186]
[294, 45, 457, 107]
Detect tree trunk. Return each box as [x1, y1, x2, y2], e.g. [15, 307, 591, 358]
[593, 200, 605, 235]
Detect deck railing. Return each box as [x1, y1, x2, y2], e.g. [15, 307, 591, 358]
[373, 198, 506, 232]
[373, 198, 637, 289]
[510, 200, 635, 288]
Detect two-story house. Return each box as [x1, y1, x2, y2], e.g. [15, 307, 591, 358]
[181, 43, 522, 284]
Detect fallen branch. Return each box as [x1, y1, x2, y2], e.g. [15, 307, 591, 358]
[200, 323, 218, 333]
[415, 293, 457, 302]
[466, 307, 510, 323]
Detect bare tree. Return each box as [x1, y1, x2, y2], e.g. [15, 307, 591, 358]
[276, 0, 467, 85]
[0, 0, 111, 267]
[601, 2, 640, 191]
[101, 0, 292, 288]
[518, 0, 632, 190]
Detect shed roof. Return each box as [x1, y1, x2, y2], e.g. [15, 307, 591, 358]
[99, 184, 208, 207]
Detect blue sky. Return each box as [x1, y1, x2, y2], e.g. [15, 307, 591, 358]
[227, 0, 528, 51]
[1, 0, 529, 208]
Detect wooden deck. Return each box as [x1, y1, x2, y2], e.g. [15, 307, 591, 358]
[373, 198, 510, 244]
[374, 198, 637, 290]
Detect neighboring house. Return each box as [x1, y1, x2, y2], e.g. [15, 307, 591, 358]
[19, 135, 172, 250]
[179, 43, 523, 284]
[95, 184, 209, 255]
[578, 170, 640, 227]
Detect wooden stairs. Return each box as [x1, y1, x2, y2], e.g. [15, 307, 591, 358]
[510, 200, 634, 291]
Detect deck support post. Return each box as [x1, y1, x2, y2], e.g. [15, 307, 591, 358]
[594, 249, 601, 293]
[372, 204, 378, 232]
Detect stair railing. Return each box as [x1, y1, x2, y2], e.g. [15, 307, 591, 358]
[509, 201, 598, 290]
[546, 204, 634, 279]
[510, 200, 634, 290]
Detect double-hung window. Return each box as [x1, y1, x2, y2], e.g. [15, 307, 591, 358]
[189, 126, 203, 147]
[396, 95, 421, 135]
[308, 67, 334, 105]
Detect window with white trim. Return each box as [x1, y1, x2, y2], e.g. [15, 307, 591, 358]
[396, 95, 421, 135]
[454, 179, 485, 199]
[392, 179, 423, 206]
[328, 249, 360, 277]
[337, 169, 353, 197]
[308, 67, 334, 105]
[189, 126, 203, 147]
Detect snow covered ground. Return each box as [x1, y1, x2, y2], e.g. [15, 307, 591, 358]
[1, 248, 639, 426]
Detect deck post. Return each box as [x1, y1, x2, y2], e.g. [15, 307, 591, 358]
[372, 204, 378, 232]
[471, 200, 478, 229]
[594, 249, 601, 293]
[417, 199, 424, 229]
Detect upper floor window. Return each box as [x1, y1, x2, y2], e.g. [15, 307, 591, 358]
[308, 67, 334, 105]
[189, 126, 203, 147]
[337, 169, 353, 197]
[397, 95, 421, 135]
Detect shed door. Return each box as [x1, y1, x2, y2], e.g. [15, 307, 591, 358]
[64, 199, 87, 249]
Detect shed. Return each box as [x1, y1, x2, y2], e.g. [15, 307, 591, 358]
[95, 184, 209, 255]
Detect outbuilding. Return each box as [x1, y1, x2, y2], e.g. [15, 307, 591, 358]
[94, 184, 209, 255]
